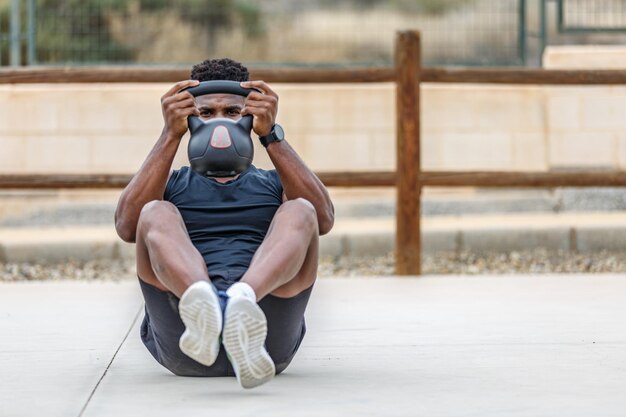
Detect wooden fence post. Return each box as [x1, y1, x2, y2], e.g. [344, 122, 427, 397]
[395, 31, 422, 275]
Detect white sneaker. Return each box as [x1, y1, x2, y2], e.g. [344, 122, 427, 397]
[223, 282, 275, 389]
[178, 280, 223, 367]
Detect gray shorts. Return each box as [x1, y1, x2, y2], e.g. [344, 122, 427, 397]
[138, 269, 312, 377]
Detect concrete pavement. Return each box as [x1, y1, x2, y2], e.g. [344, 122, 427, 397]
[0, 282, 142, 417]
[2, 275, 626, 417]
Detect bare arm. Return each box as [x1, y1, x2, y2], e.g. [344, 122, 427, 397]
[267, 140, 334, 235]
[114, 79, 200, 242]
[241, 80, 334, 235]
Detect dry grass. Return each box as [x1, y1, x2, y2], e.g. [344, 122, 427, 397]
[103, 0, 521, 65]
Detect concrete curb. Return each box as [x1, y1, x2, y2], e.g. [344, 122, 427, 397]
[1, 213, 626, 263]
[0, 227, 135, 264]
[319, 213, 626, 257]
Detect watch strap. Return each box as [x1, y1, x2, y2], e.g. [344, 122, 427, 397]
[259, 125, 283, 148]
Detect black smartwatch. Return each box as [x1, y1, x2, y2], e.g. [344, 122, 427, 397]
[259, 124, 285, 148]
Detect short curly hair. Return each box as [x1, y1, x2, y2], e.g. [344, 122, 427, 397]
[190, 58, 249, 82]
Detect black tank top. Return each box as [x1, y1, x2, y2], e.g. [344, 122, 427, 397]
[164, 165, 283, 276]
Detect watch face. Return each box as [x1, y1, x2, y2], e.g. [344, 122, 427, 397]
[274, 124, 285, 140]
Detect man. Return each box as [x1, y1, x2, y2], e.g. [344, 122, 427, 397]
[114, 58, 334, 389]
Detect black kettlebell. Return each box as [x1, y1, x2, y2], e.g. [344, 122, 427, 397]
[184, 80, 258, 177]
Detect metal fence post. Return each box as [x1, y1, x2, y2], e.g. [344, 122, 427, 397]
[27, 0, 36, 65]
[518, 0, 527, 66]
[394, 31, 422, 276]
[10, 0, 21, 66]
[539, 0, 547, 66]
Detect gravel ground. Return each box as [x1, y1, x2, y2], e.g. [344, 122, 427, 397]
[319, 250, 626, 276]
[1, 250, 625, 282]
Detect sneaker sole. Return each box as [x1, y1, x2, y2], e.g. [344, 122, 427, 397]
[223, 296, 275, 389]
[178, 281, 222, 367]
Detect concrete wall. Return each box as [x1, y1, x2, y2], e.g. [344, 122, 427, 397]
[542, 46, 626, 171]
[1, 47, 625, 175]
[543, 45, 626, 70]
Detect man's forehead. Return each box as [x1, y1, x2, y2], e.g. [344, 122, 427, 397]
[195, 94, 244, 107]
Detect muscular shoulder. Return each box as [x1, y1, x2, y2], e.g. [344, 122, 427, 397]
[248, 166, 283, 197]
[164, 166, 191, 201]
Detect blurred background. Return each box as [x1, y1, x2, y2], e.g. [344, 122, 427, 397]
[1, 0, 626, 279]
[3, 0, 626, 67]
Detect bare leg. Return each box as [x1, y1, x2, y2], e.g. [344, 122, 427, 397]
[136, 200, 223, 367]
[136, 200, 210, 297]
[240, 198, 319, 300]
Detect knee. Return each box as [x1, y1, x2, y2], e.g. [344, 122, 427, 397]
[280, 198, 318, 234]
[137, 200, 179, 239]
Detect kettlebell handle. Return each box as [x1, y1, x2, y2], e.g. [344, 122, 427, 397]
[183, 80, 258, 98]
[184, 80, 256, 133]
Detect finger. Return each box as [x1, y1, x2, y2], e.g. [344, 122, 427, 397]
[245, 92, 278, 105]
[241, 105, 271, 117]
[245, 91, 265, 101]
[241, 80, 278, 98]
[172, 90, 196, 102]
[169, 97, 197, 110]
[242, 101, 270, 112]
[162, 79, 200, 99]
[168, 79, 200, 97]
[164, 96, 196, 110]
[244, 97, 277, 114]
[162, 92, 196, 110]
[185, 107, 201, 117]
[173, 104, 200, 118]
[243, 103, 273, 115]
[243, 98, 271, 107]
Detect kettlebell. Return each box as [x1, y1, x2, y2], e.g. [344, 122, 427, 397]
[184, 80, 258, 177]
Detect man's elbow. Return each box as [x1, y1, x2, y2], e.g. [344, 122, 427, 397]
[115, 219, 136, 243]
[318, 210, 335, 236]
[114, 200, 133, 243]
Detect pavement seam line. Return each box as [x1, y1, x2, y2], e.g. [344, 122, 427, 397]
[77, 304, 143, 417]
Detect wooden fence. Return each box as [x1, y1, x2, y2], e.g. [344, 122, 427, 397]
[2, 30, 626, 275]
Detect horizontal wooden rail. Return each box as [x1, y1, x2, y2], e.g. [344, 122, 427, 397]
[0, 174, 133, 189]
[420, 171, 626, 187]
[0, 172, 396, 189]
[3, 66, 626, 85]
[421, 68, 626, 85]
[3, 171, 626, 189]
[0, 66, 395, 84]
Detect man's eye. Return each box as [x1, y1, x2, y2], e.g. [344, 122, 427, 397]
[229, 110, 241, 115]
